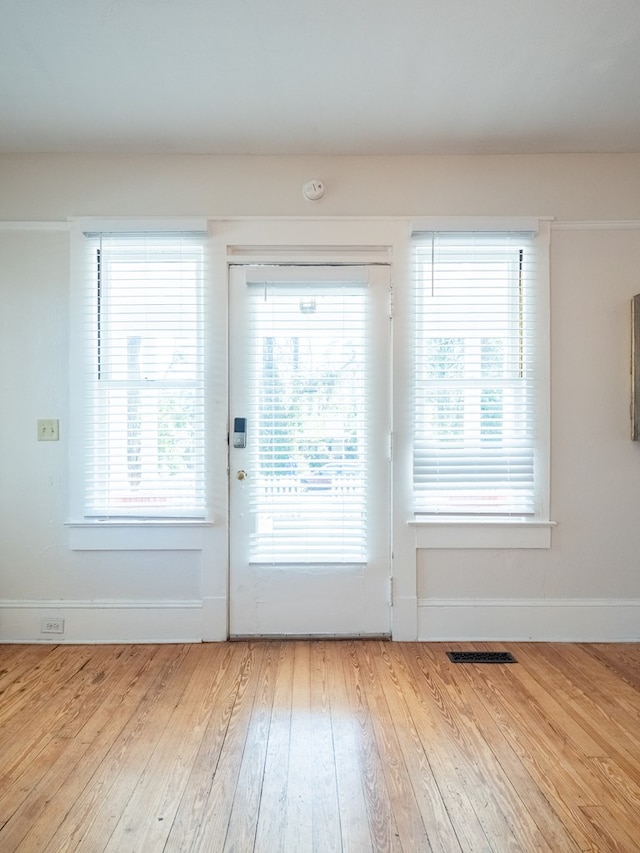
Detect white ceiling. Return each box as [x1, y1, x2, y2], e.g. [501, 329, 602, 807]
[1, 0, 639, 156]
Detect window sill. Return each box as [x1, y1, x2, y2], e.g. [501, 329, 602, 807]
[408, 518, 556, 549]
[66, 520, 213, 551]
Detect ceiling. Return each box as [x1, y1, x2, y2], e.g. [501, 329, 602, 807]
[1, 0, 640, 156]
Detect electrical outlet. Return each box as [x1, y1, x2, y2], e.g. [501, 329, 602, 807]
[41, 617, 65, 634]
[37, 419, 60, 441]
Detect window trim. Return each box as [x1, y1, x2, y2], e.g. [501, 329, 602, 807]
[408, 517, 555, 549]
[66, 520, 212, 551]
[409, 218, 552, 532]
[68, 219, 210, 535]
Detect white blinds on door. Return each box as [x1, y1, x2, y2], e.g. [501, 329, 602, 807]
[412, 231, 538, 515]
[244, 270, 369, 562]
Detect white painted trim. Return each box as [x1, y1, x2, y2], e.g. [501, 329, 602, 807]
[0, 221, 70, 231]
[213, 216, 555, 225]
[552, 220, 640, 230]
[3, 217, 639, 234]
[411, 216, 545, 233]
[66, 522, 212, 551]
[0, 599, 214, 644]
[68, 217, 208, 233]
[411, 520, 555, 549]
[0, 598, 202, 609]
[418, 598, 640, 642]
[227, 243, 392, 256]
[201, 596, 228, 642]
[391, 595, 418, 641]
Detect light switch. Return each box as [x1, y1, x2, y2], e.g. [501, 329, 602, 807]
[37, 419, 60, 441]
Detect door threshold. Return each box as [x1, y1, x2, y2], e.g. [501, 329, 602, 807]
[229, 633, 391, 641]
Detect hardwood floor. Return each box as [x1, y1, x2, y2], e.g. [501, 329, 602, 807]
[0, 641, 639, 852]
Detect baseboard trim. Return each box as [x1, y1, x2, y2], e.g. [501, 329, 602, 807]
[0, 598, 227, 644]
[391, 595, 419, 641]
[3, 597, 636, 644]
[418, 598, 640, 641]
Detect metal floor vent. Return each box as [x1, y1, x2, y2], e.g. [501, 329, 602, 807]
[447, 651, 517, 664]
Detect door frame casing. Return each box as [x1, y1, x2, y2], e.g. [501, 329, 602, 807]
[207, 218, 419, 641]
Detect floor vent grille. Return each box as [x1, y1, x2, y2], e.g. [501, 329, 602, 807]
[447, 651, 517, 664]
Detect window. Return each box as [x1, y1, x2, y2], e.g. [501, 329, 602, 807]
[412, 228, 549, 518]
[243, 270, 370, 562]
[75, 230, 207, 520]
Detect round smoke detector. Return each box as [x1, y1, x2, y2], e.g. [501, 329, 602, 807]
[302, 180, 325, 202]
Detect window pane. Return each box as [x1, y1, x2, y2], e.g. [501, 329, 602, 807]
[413, 231, 537, 515]
[84, 232, 206, 518]
[247, 282, 368, 562]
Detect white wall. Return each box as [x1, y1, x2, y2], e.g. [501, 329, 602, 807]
[1, 153, 639, 642]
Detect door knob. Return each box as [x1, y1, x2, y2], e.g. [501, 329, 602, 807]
[236, 470, 248, 480]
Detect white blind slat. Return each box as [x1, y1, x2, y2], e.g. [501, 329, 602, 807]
[246, 281, 368, 563]
[412, 231, 538, 516]
[83, 231, 206, 519]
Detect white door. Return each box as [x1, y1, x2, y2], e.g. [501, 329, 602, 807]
[229, 264, 391, 637]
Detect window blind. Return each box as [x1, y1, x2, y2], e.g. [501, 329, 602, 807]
[81, 231, 206, 518]
[245, 276, 368, 562]
[412, 231, 538, 515]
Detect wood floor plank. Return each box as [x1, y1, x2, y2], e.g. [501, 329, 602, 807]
[513, 644, 640, 804]
[0, 646, 56, 697]
[541, 646, 640, 847]
[253, 641, 294, 853]
[103, 643, 241, 853]
[355, 641, 432, 852]
[0, 644, 150, 810]
[373, 643, 464, 853]
[0, 645, 119, 802]
[282, 640, 315, 852]
[434, 644, 585, 852]
[52, 644, 149, 740]
[340, 640, 403, 852]
[309, 640, 342, 853]
[397, 644, 511, 852]
[222, 641, 279, 853]
[175, 642, 265, 852]
[0, 645, 99, 779]
[456, 643, 640, 852]
[324, 638, 374, 852]
[1, 644, 173, 852]
[579, 804, 640, 853]
[586, 643, 640, 692]
[0, 645, 94, 729]
[544, 644, 640, 747]
[426, 647, 582, 853]
[39, 644, 196, 852]
[162, 642, 251, 851]
[0, 640, 638, 853]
